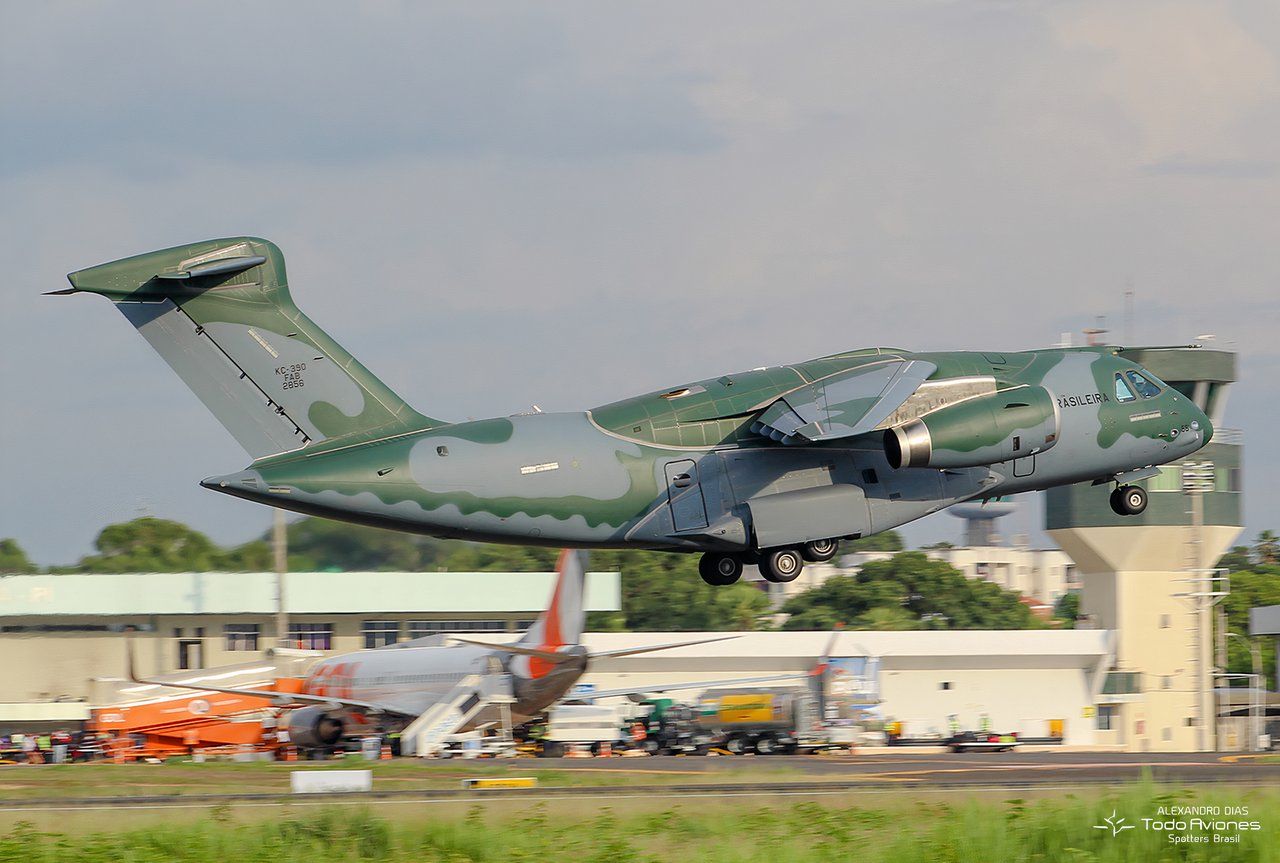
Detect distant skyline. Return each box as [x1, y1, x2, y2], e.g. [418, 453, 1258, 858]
[3, 2, 1276, 565]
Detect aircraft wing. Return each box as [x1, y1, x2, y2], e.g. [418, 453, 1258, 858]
[750, 359, 936, 445]
[123, 637, 407, 715]
[587, 635, 738, 659]
[578, 672, 810, 701]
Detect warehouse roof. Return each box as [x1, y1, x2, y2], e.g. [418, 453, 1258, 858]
[0, 571, 620, 616]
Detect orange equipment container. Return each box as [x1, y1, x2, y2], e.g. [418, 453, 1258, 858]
[88, 678, 308, 761]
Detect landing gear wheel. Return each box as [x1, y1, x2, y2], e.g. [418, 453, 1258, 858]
[759, 548, 804, 583]
[699, 553, 743, 586]
[801, 538, 839, 563]
[1110, 484, 1148, 516]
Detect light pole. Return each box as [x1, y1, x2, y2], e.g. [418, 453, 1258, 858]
[1226, 631, 1264, 679]
[1226, 631, 1265, 752]
[273, 508, 288, 650]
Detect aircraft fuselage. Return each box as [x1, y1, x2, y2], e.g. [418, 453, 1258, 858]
[205, 346, 1211, 554]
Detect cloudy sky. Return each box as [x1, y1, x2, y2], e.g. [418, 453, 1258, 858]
[2, 1, 1276, 565]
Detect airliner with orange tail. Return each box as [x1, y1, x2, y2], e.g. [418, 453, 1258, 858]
[125, 551, 799, 750]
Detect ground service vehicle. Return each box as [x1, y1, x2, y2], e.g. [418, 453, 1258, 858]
[541, 704, 625, 755]
[696, 687, 818, 755]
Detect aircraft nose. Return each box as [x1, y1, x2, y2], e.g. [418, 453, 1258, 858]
[1198, 412, 1214, 445]
[1178, 396, 1212, 447]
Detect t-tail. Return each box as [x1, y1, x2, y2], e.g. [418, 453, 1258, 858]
[59, 237, 444, 458]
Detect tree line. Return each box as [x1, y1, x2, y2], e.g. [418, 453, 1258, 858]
[2, 520, 1276, 676]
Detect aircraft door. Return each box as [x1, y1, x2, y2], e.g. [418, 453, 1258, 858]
[664, 459, 709, 531]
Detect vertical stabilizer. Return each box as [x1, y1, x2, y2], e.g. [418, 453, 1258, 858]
[511, 550, 587, 679]
[64, 237, 442, 458]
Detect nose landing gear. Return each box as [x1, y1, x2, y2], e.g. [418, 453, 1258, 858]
[1109, 484, 1148, 516]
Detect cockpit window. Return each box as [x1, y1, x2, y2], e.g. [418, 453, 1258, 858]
[1114, 374, 1136, 402]
[1124, 370, 1162, 399]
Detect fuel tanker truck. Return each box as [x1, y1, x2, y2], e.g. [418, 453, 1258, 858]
[695, 687, 818, 754]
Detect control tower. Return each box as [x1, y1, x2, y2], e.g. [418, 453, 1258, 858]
[1046, 347, 1241, 752]
[949, 500, 1017, 547]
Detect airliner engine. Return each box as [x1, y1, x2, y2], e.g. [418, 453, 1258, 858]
[286, 705, 344, 748]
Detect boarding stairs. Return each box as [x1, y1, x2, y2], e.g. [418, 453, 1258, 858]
[401, 673, 516, 757]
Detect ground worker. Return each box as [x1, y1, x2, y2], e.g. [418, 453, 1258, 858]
[51, 729, 71, 764]
[22, 733, 41, 764]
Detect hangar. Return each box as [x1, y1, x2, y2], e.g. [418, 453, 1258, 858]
[580, 630, 1111, 746]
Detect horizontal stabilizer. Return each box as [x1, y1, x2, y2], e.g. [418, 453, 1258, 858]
[450, 638, 576, 664]
[156, 255, 268, 280]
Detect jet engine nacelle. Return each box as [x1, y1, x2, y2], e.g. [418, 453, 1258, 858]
[884, 386, 1058, 470]
[286, 705, 344, 749]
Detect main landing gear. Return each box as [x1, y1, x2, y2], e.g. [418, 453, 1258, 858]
[698, 553, 744, 586]
[698, 539, 839, 587]
[1109, 484, 1148, 516]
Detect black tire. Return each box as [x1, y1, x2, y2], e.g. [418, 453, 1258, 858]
[699, 553, 743, 586]
[725, 736, 746, 754]
[1111, 484, 1147, 515]
[1109, 486, 1126, 515]
[754, 735, 776, 755]
[1121, 485, 1148, 515]
[801, 538, 839, 563]
[759, 548, 804, 583]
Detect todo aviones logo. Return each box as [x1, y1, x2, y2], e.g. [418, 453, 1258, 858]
[1094, 810, 1136, 838]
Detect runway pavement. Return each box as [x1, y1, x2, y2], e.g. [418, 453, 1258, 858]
[535, 749, 1280, 787]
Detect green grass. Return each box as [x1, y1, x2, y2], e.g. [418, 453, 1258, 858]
[1, 783, 1276, 862]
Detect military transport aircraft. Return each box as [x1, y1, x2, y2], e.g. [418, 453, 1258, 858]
[123, 551, 797, 754]
[63, 238, 1213, 585]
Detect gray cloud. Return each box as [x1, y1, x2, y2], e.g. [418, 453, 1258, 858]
[3, 0, 1277, 564]
[1, 3, 719, 173]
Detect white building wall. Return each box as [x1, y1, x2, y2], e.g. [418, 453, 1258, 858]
[878, 667, 1094, 745]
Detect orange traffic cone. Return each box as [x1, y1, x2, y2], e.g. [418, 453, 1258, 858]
[596, 741, 612, 758]
[380, 744, 392, 760]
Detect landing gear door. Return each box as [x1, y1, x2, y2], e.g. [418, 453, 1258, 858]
[664, 459, 709, 532]
[1013, 454, 1035, 478]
